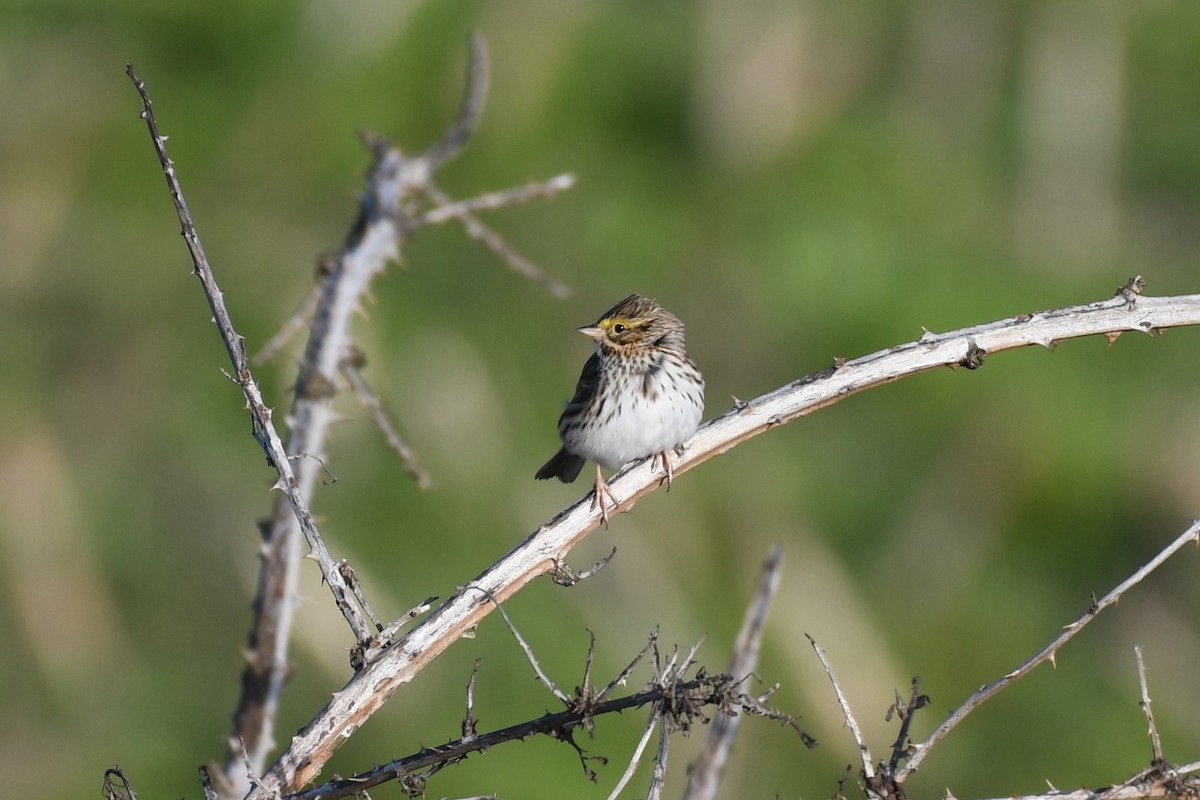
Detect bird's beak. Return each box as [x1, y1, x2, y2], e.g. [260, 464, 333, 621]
[577, 325, 604, 341]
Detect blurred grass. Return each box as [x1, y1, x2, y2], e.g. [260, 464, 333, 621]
[1, 1, 1199, 799]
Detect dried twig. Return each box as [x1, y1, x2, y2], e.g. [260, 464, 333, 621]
[551, 547, 616, 587]
[425, 180, 572, 297]
[421, 174, 576, 226]
[247, 290, 1200, 798]
[463, 659, 482, 741]
[899, 520, 1200, 779]
[884, 678, 928, 775]
[340, 350, 431, 489]
[253, 275, 324, 364]
[685, 545, 784, 800]
[132, 30, 575, 795]
[808, 634, 875, 784]
[645, 715, 671, 800]
[1135, 646, 1164, 765]
[421, 33, 489, 171]
[286, 673, 759, 800]
[126, 65, 374, 644]
[370, 595, 437, 656]
[606, 710, 661, 800]
[471, 585, 570, 704]
[102, 767, 137, 800]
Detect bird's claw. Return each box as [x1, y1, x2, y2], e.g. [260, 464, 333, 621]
[592, 465, 620, 527]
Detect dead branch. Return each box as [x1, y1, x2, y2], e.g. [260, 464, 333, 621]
[244, 289, 1200, 798]
[898, 520, 1200, 779]
[284, 673, 765, 800]
[684, 545, 784, 800]
[128, 31, 573, 798]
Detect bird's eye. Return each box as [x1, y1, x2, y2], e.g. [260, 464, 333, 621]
[612, 323, 626, 334]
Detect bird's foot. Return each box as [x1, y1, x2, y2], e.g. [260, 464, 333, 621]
[591, 466, 620, 527]
[653, 450, 676, 491]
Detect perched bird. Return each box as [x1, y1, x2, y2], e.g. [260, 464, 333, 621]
[535, 294, 705, 523]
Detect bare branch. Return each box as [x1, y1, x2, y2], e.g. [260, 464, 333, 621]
[340, 350, 432, 489]
[1135, 646, 1165, 765]
[420, 174, 576, 226]
[422, 32, 489, 171]
[425, 181, 572, 298]
[606, 709, 660, 800]
[285, 674, 753, 800]
[899, 520, 1200, 779]
[126, 65, 373, 645]
[473, 585, 570, 704]
[253, 272, 324, 364]
[808, 634, 875, 784]
[685, 545, 784, 800]
[248, 291, 1200, 797]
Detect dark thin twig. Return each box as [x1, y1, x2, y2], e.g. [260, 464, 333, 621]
[286, 675, 745, 800]
[599, 637, 654, 702]
[885, 678, 929, 775]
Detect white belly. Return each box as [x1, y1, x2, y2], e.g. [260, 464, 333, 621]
[566, 367, 704, 470]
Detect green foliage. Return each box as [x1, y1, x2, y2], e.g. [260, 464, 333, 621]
[1, 3, 1198, 799]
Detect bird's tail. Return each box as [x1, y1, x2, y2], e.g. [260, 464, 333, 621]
[535, 448, 585, 483]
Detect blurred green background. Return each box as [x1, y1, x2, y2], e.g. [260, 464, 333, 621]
[2, 1, 1199, 798]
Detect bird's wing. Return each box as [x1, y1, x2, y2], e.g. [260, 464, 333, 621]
[559, 351, 601, 421]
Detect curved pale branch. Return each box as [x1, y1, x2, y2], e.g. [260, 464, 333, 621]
[249, 290, 1200, 797]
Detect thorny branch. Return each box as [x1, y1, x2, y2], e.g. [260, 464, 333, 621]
[238, 285, 1200, 798]
[126, 60, 376, 647]
[131, 32, 1200, 799]
[685, 545, 785, 800]
[812, 522, 1200, 799]
[286, 671, 800, 800]
[897, 520, 1200, 780]
[129, 32, 573, 799]
[1135, 646, 1165, 766]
